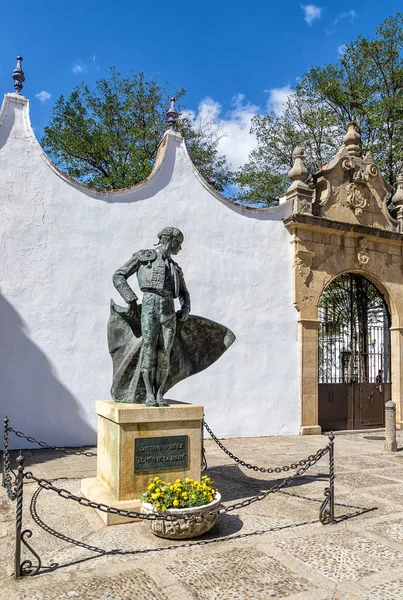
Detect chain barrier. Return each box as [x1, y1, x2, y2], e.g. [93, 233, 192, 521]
[3, 416, 336, 578]
[30, 485, 106, 556]
[203, 420, 316, 474]
[23, 442, 329, 520]
[2, 417, 17, 500]
[6, 423, 96, 457]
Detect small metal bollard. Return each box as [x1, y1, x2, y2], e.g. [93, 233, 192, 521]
[15, 452, 25, 578]
[2, 416, 9, 487]
[384, 401, 397, 452]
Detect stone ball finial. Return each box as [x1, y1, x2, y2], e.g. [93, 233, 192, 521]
[288, 146, 308, 184]
[166, 97, 178, 131]
[392, 173, 403, 207]
[12, 55, 25, 95]
[344, 121, 361, 157]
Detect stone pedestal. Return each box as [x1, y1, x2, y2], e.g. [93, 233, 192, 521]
[81, 400, 203, 525]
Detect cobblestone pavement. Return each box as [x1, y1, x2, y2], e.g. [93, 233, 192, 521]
[1, 429, 403, 599]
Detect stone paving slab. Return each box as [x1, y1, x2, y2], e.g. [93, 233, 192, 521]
[276, 530, 403, 582]
[332, 472, 399, 488]
[18, 569, 172, 600]
[166, 547, 312, 599]
[1, 430, 403, 599]
[361, 579, 403, 600]
[366, 517, 403, 544]
[370, 466, 403, 481]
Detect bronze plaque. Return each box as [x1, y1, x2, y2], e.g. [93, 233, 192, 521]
[134, 435, 189, 472]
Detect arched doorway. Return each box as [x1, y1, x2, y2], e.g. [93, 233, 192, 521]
[318, 273, 391, 431]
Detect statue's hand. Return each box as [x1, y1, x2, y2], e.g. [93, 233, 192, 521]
[177, 307, 190, 322]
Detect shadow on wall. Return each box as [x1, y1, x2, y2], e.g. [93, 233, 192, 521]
[0, 291, 95, 450]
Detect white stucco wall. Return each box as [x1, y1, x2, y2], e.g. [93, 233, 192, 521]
[0, 93, 299, 449]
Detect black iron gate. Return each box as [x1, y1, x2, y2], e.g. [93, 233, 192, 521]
[318, 273, 390, 431]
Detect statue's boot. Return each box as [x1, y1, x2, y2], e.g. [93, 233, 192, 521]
[156, 368, 169, 406]
[145, 394, 158, 407]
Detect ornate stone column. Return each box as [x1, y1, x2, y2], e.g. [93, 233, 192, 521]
[389, 326, 403, 429]
[286, 149, 320, 434]
[299, 317, 321, 435]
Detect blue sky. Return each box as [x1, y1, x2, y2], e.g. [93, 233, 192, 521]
[0, 0, 402, 172]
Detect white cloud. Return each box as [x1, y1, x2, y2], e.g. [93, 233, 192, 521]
[327, 10, 358, 35]
[92, 53, 100, 71]
[266, 85, 294, 116]
[184, 95, 259, 170]
[71, 62, 86, 74]
[337, 44, 347, 56]
[334, 10, 358, 25]
[35, 90, 51, 102]
[301, 4, 322, 25]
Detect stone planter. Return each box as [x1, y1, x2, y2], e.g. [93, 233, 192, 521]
[141, 492, 221, 539]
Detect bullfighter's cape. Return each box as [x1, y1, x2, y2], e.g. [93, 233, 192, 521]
[108, 300, 236, 403]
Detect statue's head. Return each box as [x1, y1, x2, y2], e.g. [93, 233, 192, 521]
[158, 227, 184, 256]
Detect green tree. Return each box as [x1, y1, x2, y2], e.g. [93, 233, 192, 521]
[235, 13, 403, 206]
[234, 94, 342, 206]
[41, 69, 232, 191]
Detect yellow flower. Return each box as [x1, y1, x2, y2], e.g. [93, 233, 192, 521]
[191, 494, 196, 500]
[173, 499, 179, 507]
[155, 488, 161, 493]
[151, 493, 159, 500]
[148, 483, 155, 491]
[161, 505, 167, 511]
[175, 479, 181, 483]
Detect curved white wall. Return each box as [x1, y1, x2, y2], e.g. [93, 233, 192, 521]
[0, 93, 299, 448]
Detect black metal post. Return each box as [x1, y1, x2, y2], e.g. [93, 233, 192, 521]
[2, 416, 9, 488]
[201, 419, 207, 471]
[14, 452, 25, 578]
[328, 431, 335, 523]
[319, 431, 336, 525]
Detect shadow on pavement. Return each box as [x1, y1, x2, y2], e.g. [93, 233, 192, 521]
[206, 464, 329, 503]
[23, 474, 377, 578]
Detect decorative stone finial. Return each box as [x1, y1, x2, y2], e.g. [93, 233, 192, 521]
[343, 121, 361, 157]
[287, 147, 313, 214]
[392, 173, 403, 207]
[166, 97, 178, 130]
[12, 56, 25, 95]
[288, 147, 308, 184]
